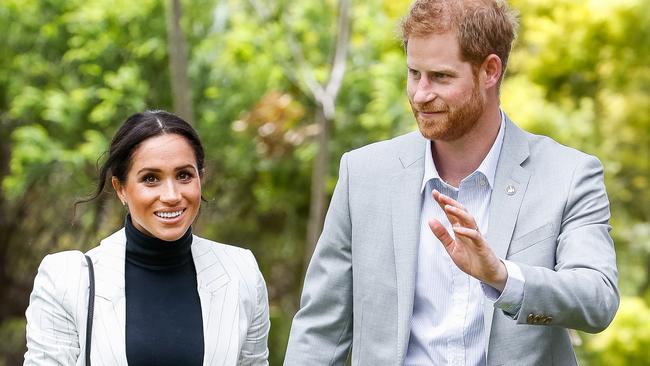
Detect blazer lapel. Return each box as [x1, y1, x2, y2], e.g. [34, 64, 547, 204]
[91, 229, 128, 366]
[89, 231, 237, 365]
[391, 132, 427, 364]
[483, 118, 531, 349]
[192, 238, 237, 366]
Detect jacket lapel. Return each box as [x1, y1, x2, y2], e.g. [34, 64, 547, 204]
[391, 132, 427, 364]
[192, 238, 237, 366]
[90, 229, 128, 365]
[483, 118, 531, 349]
[89, 231, 237, 365]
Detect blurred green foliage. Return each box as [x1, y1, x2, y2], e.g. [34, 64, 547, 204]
[584, 296, 650, 365]
[0, 0, 648, 364]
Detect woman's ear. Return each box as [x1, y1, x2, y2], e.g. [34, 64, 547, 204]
[111, 176, 127, 206]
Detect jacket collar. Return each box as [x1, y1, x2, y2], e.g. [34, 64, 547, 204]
[88, 228, 236, 365]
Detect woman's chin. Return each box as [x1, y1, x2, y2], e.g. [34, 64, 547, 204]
[152, 226, 190, 242]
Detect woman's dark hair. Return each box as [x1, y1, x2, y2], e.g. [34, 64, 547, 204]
[76, 110, 205, 207]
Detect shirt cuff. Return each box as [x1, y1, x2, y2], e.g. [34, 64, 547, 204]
[481, 259, 525, 318]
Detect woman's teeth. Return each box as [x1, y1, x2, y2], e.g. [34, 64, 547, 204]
[155, 210, 183, 219]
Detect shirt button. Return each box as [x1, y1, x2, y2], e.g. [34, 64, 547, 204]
[479, 179, 487, 187]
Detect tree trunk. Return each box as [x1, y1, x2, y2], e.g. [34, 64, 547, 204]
[302, 0, 351, 270]
[305, 109, 331, 267]
[0, 114, 13, 321]
[166, 0, 194, 123]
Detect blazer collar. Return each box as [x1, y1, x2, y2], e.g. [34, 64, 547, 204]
[483, 116, 531, 350]
[397, 131, 428, 169]
[191, 237, 231, 293]
[92, 230, 232, 297]
[89, 229, 235, 366]
[89, 229, 128, 365]
[392, 131, 427, 363]
[486, 115, 531, 257]
[190, 237, 239, 365]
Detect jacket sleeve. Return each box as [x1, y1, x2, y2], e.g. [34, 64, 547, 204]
[516, 155, 619, 333]
[238, 250, 270, 366]
[24, 252, 86, 365]
[284, 153, 353, 365]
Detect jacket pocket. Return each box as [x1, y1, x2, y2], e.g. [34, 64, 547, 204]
[508, 223, 556, 257]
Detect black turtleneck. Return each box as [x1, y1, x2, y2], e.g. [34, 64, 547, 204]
[124, 215, 204, 366]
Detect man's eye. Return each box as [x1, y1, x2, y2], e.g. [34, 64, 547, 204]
[408, 69, 421, 78]
[433, 72, 448, 79]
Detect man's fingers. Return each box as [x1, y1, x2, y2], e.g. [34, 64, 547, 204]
[432, 190, 460, 226]
[432, 189, 476, 229]
[445, 205, 478, 231]
[428, 219, 454, 249]
[432, 190, 468, 212]
[452, 226, 482, 245]
[431, 190, 448, 215]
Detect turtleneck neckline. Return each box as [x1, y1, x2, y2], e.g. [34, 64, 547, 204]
[124, 215, 193, 270]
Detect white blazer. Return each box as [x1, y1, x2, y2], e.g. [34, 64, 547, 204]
[24, 229, 270, 365]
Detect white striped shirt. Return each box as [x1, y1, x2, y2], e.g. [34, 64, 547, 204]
[405, 114, 525, 366]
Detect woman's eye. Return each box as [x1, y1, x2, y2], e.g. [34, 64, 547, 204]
[178, 172, 192, 181]
[143, 175, 158, 184]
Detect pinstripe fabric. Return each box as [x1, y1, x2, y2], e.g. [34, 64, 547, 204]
[405, 118, 505, 366]
[24, 229, 270, 366]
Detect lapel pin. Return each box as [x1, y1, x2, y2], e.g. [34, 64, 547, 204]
[505, 184, 517, 196]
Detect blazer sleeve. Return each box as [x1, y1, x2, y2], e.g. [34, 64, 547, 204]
[516, 155, 619, 333]
[24, 252, 86, 366]
[238, 250, 270, 366]
[284, 153, 353, 365]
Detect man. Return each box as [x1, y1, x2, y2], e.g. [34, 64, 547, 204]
[284, 1, 619, 365]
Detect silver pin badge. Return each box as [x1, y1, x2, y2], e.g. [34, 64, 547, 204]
[505, 184, 517, 196]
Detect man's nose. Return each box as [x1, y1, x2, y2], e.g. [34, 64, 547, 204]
[412, 78, 436, 104]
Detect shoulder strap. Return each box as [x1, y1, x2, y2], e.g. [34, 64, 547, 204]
[84, 255, 95, 366]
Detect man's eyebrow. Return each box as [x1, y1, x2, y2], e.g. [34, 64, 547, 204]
[407, 65, 457, 74]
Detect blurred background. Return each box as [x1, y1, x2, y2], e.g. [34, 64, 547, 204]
[1, 0, 649, 364]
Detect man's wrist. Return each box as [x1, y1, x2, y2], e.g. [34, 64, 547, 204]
[485, 260, 508, 292]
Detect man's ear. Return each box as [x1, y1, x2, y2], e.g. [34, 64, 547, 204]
[481, 54, 503, 89]
[111, 176, 127, 206]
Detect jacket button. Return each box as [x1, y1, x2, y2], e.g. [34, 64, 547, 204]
[534, 314, 543, 324]
[543, 316, 553, 324]
[527, 314, 535, 324]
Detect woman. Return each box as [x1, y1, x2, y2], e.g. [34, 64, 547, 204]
[24, 110, 270, 365]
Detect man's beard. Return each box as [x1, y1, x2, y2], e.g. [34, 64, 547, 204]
[411, 80, 485, 141]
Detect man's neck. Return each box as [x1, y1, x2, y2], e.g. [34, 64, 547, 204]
[432, 106, 501, 187]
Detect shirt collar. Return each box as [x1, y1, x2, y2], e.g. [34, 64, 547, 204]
[420, 110, 506, 193]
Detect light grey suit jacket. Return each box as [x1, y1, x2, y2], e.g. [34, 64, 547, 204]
[24, 229, 270, 366]
[285, 118, 619, 366]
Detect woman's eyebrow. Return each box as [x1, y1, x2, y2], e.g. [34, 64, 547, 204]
[136, 165, 196, 175]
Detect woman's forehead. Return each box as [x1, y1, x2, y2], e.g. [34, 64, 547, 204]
[129, 134, 197, 171]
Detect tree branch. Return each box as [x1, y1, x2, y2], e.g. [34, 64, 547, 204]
[324, 0, 351, 104]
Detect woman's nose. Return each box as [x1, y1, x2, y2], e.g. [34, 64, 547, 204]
[160, 180, 181, 203]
